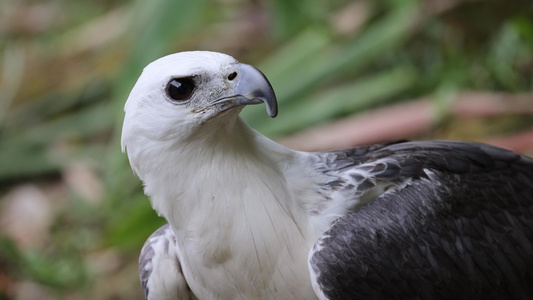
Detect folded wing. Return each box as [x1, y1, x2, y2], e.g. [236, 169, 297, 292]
[309, 141, 533, 299]
[139, 224, 198, 300]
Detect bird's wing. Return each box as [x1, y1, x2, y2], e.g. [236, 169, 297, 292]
[308, 140, 533, 300]
[139, 224, 197, 300]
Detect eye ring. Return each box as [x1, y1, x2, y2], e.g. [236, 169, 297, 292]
[166, 78, 195, 101]
[228, 72, 237, 81]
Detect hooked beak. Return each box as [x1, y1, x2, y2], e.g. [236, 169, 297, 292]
[211, 64, 278, 118]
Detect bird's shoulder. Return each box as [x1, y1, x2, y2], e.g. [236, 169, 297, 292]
[310, 140, 532, 203]
[317, 139, 532, 175]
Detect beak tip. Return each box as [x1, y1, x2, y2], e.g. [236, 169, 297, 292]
[237, 64, 278, 118]
[267, 105, 278, 118]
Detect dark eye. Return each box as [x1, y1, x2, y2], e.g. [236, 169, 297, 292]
[166, 78, 195, 101]
[228, 72, 237, 81]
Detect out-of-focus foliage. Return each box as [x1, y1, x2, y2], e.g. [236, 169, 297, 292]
[0, 0, 532, 299]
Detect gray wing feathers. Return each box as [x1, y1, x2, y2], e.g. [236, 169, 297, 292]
[310, 141, 533, 299]
[139, 224, 197, 300]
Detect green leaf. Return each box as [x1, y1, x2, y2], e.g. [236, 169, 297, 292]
[259, 66, 418, 136]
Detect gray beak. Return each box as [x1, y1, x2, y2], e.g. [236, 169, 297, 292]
[212, 64, 278, 118]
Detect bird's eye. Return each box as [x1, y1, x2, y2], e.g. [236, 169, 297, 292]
[166, 78, 195, 101]
[228, 72, 237, 81]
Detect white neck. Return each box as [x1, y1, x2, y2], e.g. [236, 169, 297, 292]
[137, 117, 298, 226]
[131, 116, 320, 298]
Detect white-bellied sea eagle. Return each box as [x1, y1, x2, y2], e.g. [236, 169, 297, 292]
[121, 51, 533, 300]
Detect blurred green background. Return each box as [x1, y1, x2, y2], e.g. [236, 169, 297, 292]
[1, 0, 532, 299]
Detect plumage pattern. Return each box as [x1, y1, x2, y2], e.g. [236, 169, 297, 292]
[310, 141, 533, 299]
[139, 224, 196, 300]
[122, 51, 533, 300]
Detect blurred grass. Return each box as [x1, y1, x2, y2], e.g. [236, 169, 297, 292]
[0, 0, 532, 299]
